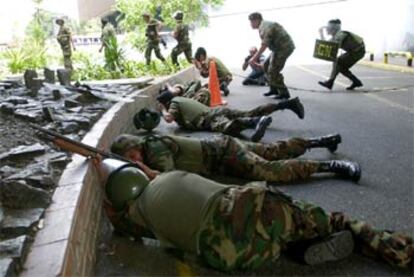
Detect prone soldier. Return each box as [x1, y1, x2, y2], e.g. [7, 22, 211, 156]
[158, 80, 210, 106]
[157, 93, 305, 142]
[97, 162, 413, 272]
[109, 133, 362, 183]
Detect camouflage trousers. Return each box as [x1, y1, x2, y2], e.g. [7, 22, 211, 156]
[171, 42, 192, 65]
[145, 40, 165, 65]
[183, 81, 211, 106]
[199, 186, 413, 271]
[264, 48, 294, 94]
[202, 135, 320, 183]
[196, 102, 285, 134]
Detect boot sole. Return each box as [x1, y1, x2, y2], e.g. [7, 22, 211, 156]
[251, 117, 272, 142]
[304, 230, 354, 265]
[327, 134, 342, 153]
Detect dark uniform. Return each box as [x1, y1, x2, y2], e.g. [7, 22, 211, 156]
[105, 170, 413, 272]
[330, 30, 365, 88]
[259, 20, 295, 98]
[145, 18, 166, 65]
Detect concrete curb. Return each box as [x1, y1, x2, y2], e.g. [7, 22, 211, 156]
[21, 67, 199, 276]
[359, 60, 414, 74]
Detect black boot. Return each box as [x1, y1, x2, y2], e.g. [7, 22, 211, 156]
[276, 97, 304, 119]
[346, 75, 363, 90]
[308, 134, 342, 153]
[318, 160, 361, 182]
[251, 116, 272, 142]
[220, 82, 230, 96]
[318, 79, 334, 90]
[263, 86, 278, 97]
[286, 231, 354, 265]
[273, 87, 290, 100]
[223, 117, 260, 137]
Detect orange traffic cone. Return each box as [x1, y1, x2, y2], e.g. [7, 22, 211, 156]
[208, 60, 227, 107]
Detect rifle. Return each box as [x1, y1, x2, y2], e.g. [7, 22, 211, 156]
[30, 123, 132, 163]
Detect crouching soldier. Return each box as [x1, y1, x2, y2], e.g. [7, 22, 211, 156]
[97, 160, 413, 272]
[110, 133, 362, 183]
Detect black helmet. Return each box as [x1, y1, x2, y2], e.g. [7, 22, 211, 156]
[133, 108, 161, 131]
[174, 11, 184, 21]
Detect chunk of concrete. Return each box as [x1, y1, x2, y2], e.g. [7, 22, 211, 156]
[0, 180, 51, 209]
[57, 69, 71, 86]
[43, 68, 55, 84]
[0, 143, 47, 161]
[0, 208, 44, 239]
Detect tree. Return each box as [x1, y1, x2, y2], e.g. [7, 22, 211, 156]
[116, 0, 225, 51]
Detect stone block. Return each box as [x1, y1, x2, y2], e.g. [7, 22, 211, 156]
[43, 68, 55, 84]
[57, 69, 71, 86]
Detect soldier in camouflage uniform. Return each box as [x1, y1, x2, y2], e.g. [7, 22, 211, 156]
[318, 19, 365, 90]
[171, 11, 192, 67]
[99, 18, 117, 69]
[194, 47, 233, 96]
[143, 13, 166, 65]
[158, 81, 210, 106]
[158, 94, 305, 142]
[98, 165, 413, 272]
[110, 132, 362, 183]
[55, 18, 75, 71]
[248, 12, 295, 99]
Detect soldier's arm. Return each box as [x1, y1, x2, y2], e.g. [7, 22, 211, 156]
[250, 44, 267, 65]
[68, 28, 76, 50]
[158, 103, 176, 123]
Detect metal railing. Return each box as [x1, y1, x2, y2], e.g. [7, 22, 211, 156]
[384, 51, 413, 67]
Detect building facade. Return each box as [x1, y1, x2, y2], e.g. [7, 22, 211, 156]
[78, 0, 115, 21]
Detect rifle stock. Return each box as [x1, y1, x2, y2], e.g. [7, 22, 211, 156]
[30, 123, 132, 163]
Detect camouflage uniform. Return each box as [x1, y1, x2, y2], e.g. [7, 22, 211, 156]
[101, 23, 117, 65]
[110, 171, 413, 271]
[259, 20, 295, 97]
[125, 134, 319, 183]
[171, 21, 192, 66]
[145, 19, 166, 65]
[57, 25, 74, 71]
[168, 96, 285, 133]
[330, 30, 365, 81]
[208, 57, 232, 84]
[199, 185, 413, 271]
[181, 80, 210, 106]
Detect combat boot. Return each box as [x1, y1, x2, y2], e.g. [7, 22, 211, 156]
[346, 75, 363, 90]
[220, 81, 230, 96]
[251, 116, 272, 142]
[275, 97, 305, 119]
[263, 86, 278, 97]
[223, 117, 260, 137]
[286, 231, 354, 265]
[273, 87, 290, 100]
[318, 160, 361, 182]
[307, 134, 342, 153]
[318, 79, 334, 90]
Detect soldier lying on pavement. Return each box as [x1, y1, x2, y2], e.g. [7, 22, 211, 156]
[159, 80, 210, 106]
[157, 93, 304, 142]
[96, 160, 413, 272]
[110, 133, 361, 183]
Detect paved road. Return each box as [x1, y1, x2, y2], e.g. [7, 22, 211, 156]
[95, 63, 414, 276]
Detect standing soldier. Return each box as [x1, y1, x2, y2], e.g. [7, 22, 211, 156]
[55, 18, 75, 71]
[99, 18, 117, 68]
[248, 12, 295, 100]
[171, 11, 192, 67]
[142, 12, 166, 65]
[318, 19, 365, 90]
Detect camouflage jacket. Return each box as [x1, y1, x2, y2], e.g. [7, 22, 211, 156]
[259, 20, 295, 53]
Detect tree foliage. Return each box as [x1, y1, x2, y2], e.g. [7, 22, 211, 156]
[116, 0, 224, 50]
